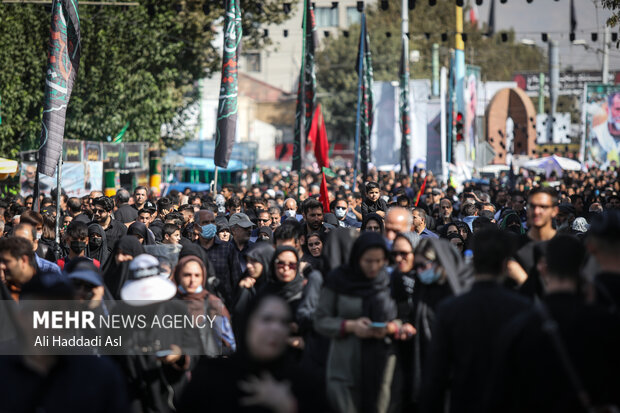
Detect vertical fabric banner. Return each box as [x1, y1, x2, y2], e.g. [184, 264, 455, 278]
[308, 103, 329, 169]
[319, 172, 330, 213]
[358, 14, 374, 180]
[487, 0, 495, 37]
[399, 37, 411, 175]
[37, 0, 81, 177]
[214, 0, 242, 168]
[293, 0, 318, 171]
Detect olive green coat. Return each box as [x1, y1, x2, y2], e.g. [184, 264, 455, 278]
[314, 287, 397, 413]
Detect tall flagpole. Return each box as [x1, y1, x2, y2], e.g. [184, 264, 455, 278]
[297, 0, 308, 200]
[352, 13, 366, 193]
[401, 0, 410, 175]
[54, 158, 62, 244]
[212, 166, 218, 194]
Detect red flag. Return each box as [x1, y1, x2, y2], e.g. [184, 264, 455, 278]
[320, 172, 330, 213]
[308, 103, 330, 169]
[414, 175, 428, 207]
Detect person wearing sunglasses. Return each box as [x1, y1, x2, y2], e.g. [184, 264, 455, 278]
[261, 246, 305, 352]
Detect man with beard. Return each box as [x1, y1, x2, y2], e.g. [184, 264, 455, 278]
[229, 213, 254, 273]
[131, 186, 148, 212]
[300, 199, 335, 248]
[0, 237, 40, 301]
[590, 91, 620, 165]
[508, 187, 559, 297]
[93, 196, 127, 253]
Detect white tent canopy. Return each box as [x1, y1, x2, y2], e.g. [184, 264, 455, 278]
[521, 155, 585, 177]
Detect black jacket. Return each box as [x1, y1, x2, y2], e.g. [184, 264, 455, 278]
[484, 292, 620, 412]
[114, 203, 138, 224]
[420, 280, 530, 413]
[104, 218, 128, 253]
[361, 198, 387, 220]
[0, 355, 130, 413]
[177, 353, 328, 413]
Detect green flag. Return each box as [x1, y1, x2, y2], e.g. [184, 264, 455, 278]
[322, 166, 337, 178]
[293, 0, 318, 171]
[114, 122, 130, 143]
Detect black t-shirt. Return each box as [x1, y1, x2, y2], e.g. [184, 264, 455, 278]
[114, 204, 138, 224]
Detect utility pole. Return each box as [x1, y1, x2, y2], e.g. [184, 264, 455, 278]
[603, 26, 610, 84]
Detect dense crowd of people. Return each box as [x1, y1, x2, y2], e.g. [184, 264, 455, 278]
[0, 164, 619, 413]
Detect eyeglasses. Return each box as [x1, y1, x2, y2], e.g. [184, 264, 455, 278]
[275, 260, 297, 271]
[308, 242, 322, 248]
[93, 208, 105, 215]
[528, 203, 554, 210]
[390, 250, 412, 259]
[335, 206, 347, 211]
[414, 261, 433, 271]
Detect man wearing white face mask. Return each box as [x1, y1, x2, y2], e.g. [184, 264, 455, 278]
[281, 198, 303, 223]
[333, 199, 361, 229]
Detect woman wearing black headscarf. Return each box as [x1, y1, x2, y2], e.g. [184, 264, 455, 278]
[127, 221, 155, 245]
[233, 242, 275, 326]
[361, 212, 385, 234]
[404, 238, 471, 405]
[315, 232, 407, 413]
[260, 246, 306, 352]
[102, 235, 144, 299]
[260, 246, 305, 313]
[87, 223, 109, 265]
[177, 294, 329, 413]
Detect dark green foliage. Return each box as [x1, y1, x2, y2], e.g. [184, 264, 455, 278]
[0, 0, 291, 158]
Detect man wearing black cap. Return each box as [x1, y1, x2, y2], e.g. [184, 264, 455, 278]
[229, 212, 254, 273]
[193, 210, 240, 307]
[587, 210, 620, 309]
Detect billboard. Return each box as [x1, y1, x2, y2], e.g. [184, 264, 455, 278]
[370, 80, 430, 169]
[20, 161, 103, 198]
[515, 71, 618, 96]
[585, 84, 620, 166]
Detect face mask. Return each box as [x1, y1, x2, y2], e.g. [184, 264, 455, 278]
[418, 266, 441, 285]
[178, 285, 203, 294]
[201, 224, 217, 239]
[284, 210, 296, 218]
[36, 231, 42, 241]
[69, 240, 87, 254]
[334, 208, 347, 219]
[90, 238, 103, 248]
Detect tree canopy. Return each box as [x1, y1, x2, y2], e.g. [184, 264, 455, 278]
[0, 0, 291, 158]
[316, 0, 545, 142]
